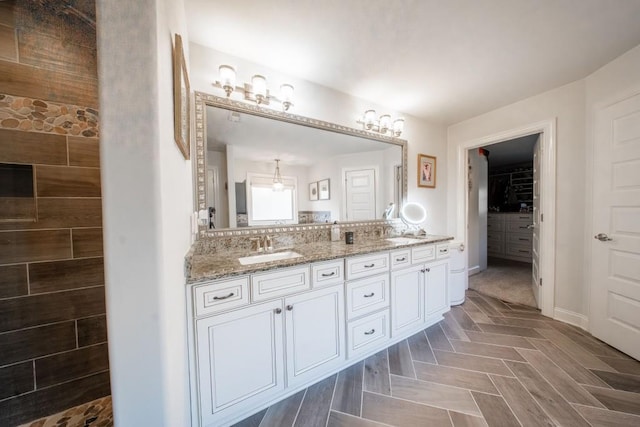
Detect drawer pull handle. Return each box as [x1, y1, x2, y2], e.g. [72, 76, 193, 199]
[286, 305, 294, 311]
[364, 329, 376, 335]
[396, 257, 406, 262]
[321, 272, 336, 277]
[275, 308, 282, 314]
[519, 238, 528, 241]
[364, 292, 375, 298]
[364, 264, 375, 268]
[213, 292, 234, 300]
[518, 250, 529, 253]
[519, 226, 528, 229]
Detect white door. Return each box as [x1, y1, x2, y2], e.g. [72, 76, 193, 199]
[196, 300, 285, 426]
[344, 168, 376, 220]
[390, 265, 424, 337]
[284, 285, 345, 388]
[531, 135, 541, 307]
[590, 92, 640, 360]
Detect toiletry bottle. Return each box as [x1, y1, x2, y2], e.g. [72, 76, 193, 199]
[331, 221, 340, 242]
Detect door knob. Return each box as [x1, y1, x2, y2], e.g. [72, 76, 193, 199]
[594, 233, 613, 242]
[526, 224, 535, 229]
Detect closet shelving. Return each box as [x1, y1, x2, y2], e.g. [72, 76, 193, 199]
[488, 163, 533, 211]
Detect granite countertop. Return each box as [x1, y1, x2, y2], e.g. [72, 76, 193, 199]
[186, 234, 453, 284]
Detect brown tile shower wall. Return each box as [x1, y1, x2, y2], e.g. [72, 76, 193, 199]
[0, 2, 109, 426]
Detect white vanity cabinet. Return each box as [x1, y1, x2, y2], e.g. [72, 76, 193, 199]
[284, 284, 345, 388]
[195, 299, 285, 427]
[188, 242, 452, 426]
[390, 244, 450, 340]
[189, 264, 345, 427]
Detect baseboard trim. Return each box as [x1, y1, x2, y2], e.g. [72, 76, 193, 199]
[553, 307, 589, 331]
[468, 265, 481, 276]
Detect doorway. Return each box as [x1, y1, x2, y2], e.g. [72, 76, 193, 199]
[467, 135, 540, 307]
[456, 120, 556, 317]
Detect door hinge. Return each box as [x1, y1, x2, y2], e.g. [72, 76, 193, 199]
[539, 278, 542, 287]
[541, 213, 544, 222]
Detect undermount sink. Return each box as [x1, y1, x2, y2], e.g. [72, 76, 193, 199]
[386, 237, 423, 245]
[238, 251, 303, 266]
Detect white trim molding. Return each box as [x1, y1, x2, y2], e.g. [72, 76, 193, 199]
[554, 307, 589, 331]
[455, 119, 557, 318]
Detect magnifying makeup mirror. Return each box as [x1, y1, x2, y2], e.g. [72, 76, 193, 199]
[400, 202, 427, 235]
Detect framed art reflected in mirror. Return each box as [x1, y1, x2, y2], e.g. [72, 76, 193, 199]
[318, 179, 330, 200]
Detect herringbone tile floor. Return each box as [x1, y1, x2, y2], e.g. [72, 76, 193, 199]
[234, 290, 640, 427]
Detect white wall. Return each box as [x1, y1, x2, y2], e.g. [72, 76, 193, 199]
[97, 0, 192, 425]
[448, 80, 586, 314]
[189, 43, 449, 233]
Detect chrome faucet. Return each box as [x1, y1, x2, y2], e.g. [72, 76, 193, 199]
[263, 235, 273, 251]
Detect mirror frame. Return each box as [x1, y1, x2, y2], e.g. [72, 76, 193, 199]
[193, 91, 408, 236]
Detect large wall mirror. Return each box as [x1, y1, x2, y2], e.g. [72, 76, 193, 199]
[194, 92, 407, 233]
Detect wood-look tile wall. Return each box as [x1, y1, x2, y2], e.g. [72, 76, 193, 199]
[0, 2, 109, 426]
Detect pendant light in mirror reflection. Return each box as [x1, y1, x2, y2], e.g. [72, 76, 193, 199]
[357, 109, 405, 137]
[213, 65, 295, 111]
[272, 159, 284, 192]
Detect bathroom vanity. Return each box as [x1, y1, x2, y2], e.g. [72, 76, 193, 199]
[185, 235, 452, 427]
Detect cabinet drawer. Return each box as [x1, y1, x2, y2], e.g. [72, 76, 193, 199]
[347, 309, 390, 358]
[506, 244, 532, 258]
[487, 231, 504, 242]
[507, 233, 533, 244]
[506, 221, 532, 233]
[487, 241, 504, 255]
[345, 253, 389, 280]
[311, 260, 344, 288]
[487, 221, 504, 232]
[251, 266, 310, 302]
[194, 277, 250, 316]
[436, 244, 450, 259]
[390, 249, 411, 270]
[411, 245, 435, 264]
[346, 274, 389, 320]
[507, 214, 533, 222]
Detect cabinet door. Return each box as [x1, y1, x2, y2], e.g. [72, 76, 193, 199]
[284, 285, 345, 388]
[425, 259, 449, 318]
[390, 265, 424, 337]
[196, 300, 284, 426]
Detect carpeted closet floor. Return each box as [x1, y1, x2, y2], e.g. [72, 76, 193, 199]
[468, 257, 537, 307]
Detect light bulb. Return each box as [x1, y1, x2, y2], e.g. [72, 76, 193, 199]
[393, 118, 405, 136]
[379, 115, 391, 133]
[364, 110, 376, 130]
[280, 84, 294, 111]
[252, 75, 267, 104]
[218, 65, 236, 97]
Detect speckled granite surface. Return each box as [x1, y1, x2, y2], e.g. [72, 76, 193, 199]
[186, 234, 453, 284]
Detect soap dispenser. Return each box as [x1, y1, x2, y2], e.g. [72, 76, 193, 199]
[331, 221, 340, 242]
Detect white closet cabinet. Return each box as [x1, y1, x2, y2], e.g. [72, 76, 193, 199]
[424, 259, 449, 317]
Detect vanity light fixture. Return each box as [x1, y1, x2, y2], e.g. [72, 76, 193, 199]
[357, 110, 405, 137]
[213, 65, 295, 111]
[272, 159, 284, 191]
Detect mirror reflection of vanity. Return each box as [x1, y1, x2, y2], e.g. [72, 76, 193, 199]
[193, 92, 408, 232]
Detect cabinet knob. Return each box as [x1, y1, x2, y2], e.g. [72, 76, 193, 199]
[286, 305, 294, 311]
[275, 308, 282, 314]
[425, 268, 431, 273]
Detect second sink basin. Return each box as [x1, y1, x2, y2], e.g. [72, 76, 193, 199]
[386, 237, 423, 245]
[238, 251, 303, 266]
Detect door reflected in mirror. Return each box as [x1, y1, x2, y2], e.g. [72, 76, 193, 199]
[195, 93, 407, 230]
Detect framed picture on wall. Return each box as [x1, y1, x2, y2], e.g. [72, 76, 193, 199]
[309, 182, 318, 201]
[318, 179, 330, 200]
[173, 33, 190, 160]
[418, 154, 436, 188]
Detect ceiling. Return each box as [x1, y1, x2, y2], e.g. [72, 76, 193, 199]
[186, 0, 640, 125]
